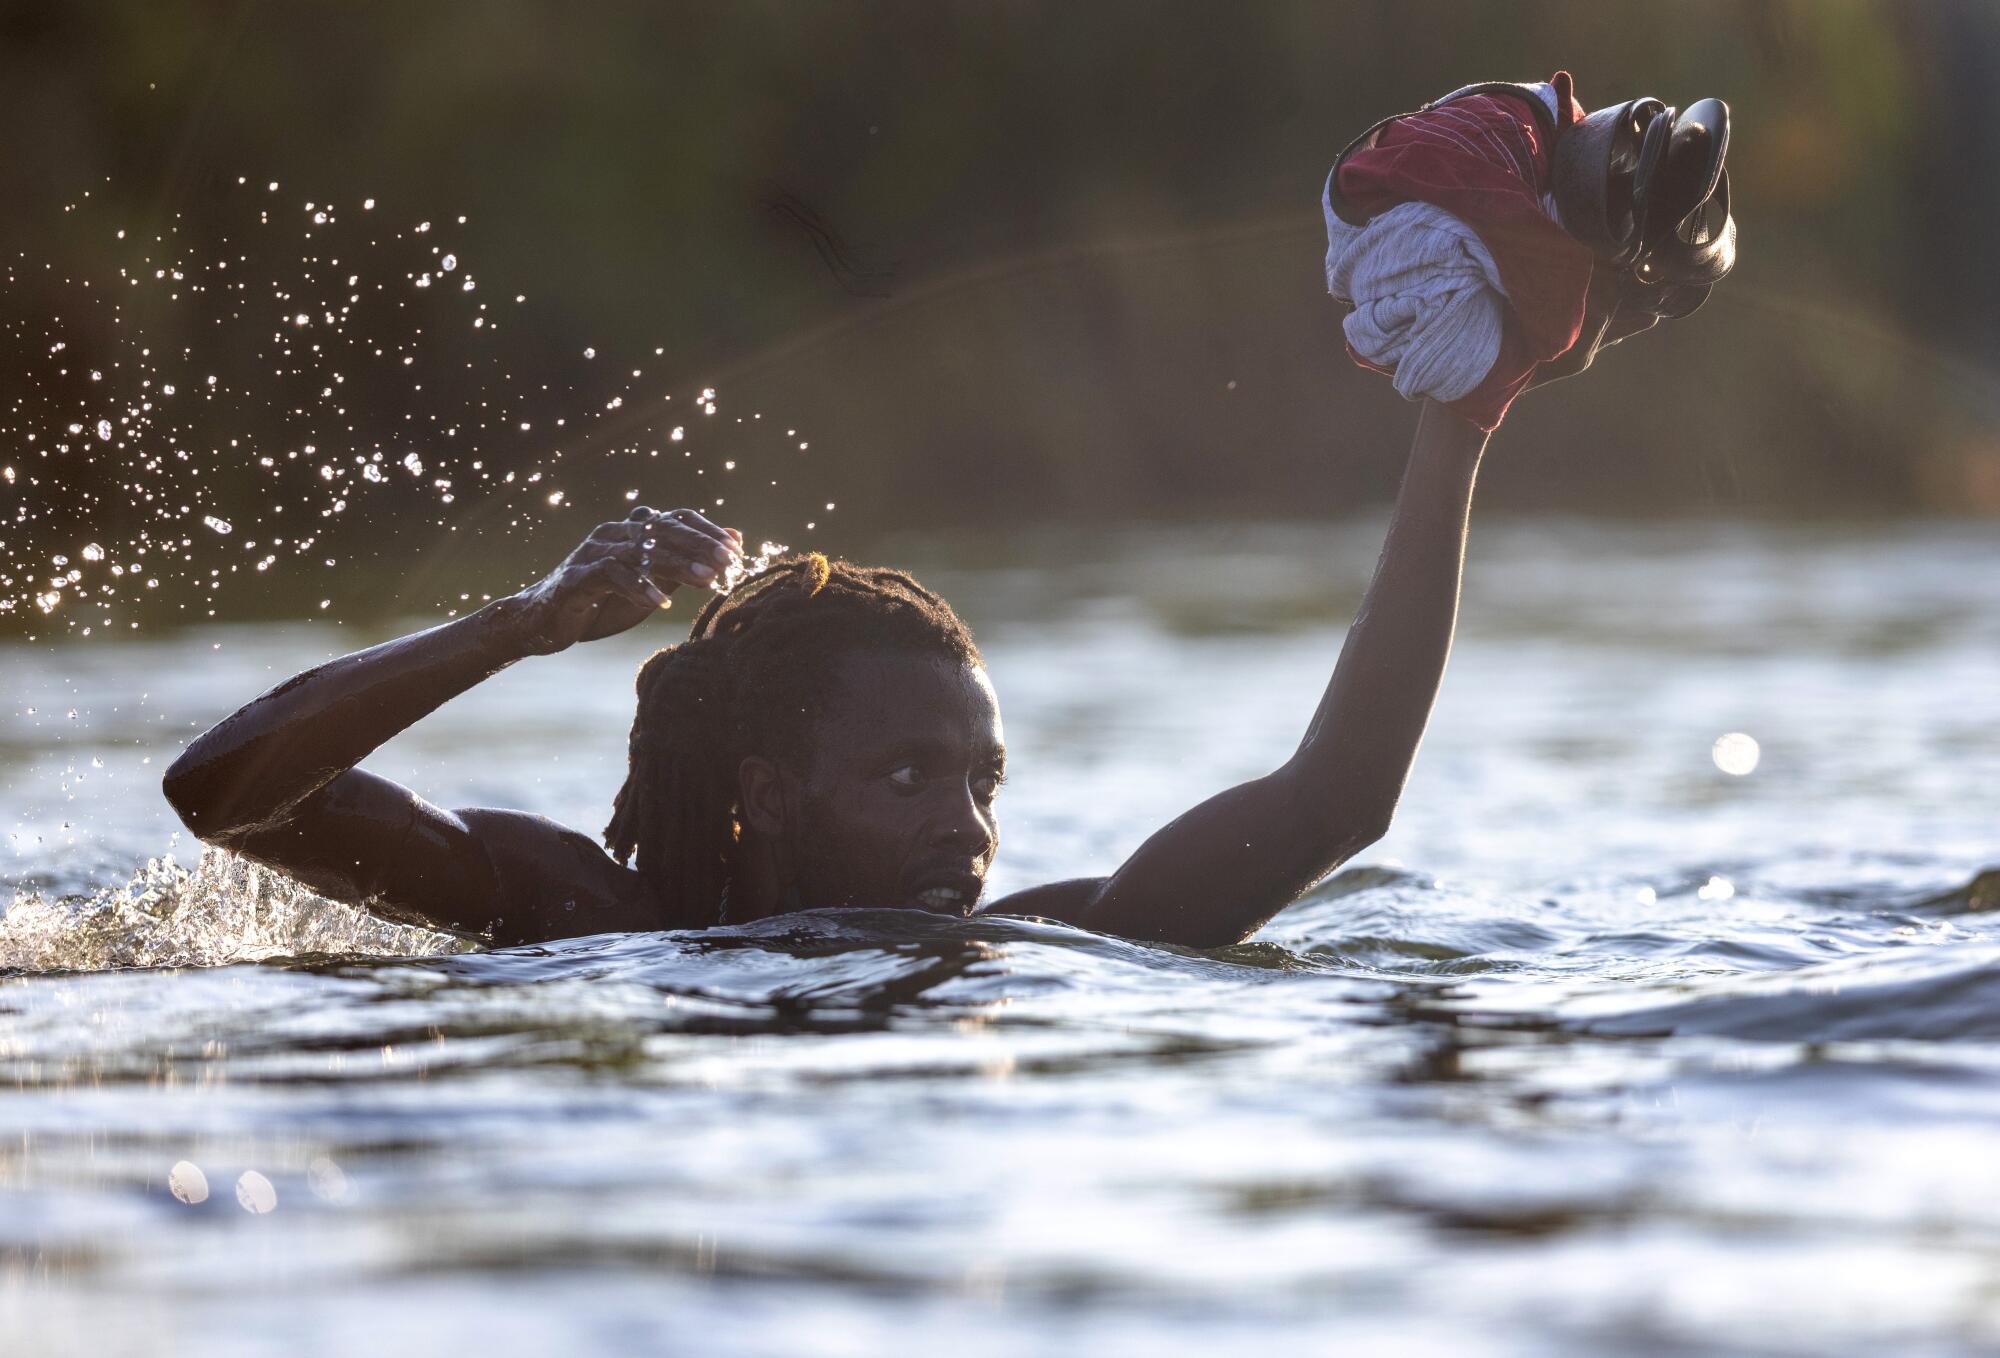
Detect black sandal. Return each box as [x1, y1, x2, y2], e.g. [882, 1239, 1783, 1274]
[1554, 96, 1737, 318]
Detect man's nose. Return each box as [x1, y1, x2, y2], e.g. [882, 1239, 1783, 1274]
[931, 780, 995, 856]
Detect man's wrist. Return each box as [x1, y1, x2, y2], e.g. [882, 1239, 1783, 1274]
[471, 594, 552, 662]
[1419, 400, 1492, 460]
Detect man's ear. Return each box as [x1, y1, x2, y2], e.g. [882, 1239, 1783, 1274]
[737, 755, 791, 836]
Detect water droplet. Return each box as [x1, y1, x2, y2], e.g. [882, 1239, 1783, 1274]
[235, 1170, 276, 1214]
[168, 1161, 209, 1205]
[307, 1156, 350, 1202]
[1712, 732, 1760, 777]
[202, 515, 233, 535]
[95, 419, 113, 442]
[440, 254, 457, 272]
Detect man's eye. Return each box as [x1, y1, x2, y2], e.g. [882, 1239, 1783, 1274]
[974, 772, 1005, 800]
[887, 764, 922, 788]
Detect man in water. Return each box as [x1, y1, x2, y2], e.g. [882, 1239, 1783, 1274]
[164, 407, 1597, 949]
[163, 257, 1654, 950]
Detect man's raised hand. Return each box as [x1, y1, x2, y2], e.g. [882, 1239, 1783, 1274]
[506, 506, 743, 653]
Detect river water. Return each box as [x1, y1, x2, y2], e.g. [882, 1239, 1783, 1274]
[3, 518, 1998, 1356]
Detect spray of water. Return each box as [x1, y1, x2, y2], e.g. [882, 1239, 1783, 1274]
[0, 847, 464, 973]
[0, 181, 831, 636]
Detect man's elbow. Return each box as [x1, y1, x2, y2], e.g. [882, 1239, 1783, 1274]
[1273, 758, 1398, 853]
[1268, 794, 1394, 899]
[161, 750, 197, 817]
[1345, 803, 1395, 853]
[1284, 774, 1396, 862]
[1294, 816, 1390, 892]
[160, 750, 241, 845]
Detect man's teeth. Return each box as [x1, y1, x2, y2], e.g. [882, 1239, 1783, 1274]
[917, 887, 965, 908]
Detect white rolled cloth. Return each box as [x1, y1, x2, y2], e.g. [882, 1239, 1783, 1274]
[1320, 81, 1564, 406]
[1322, 189, 1508, 404]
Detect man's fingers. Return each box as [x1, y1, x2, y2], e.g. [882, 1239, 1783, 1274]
[588, 524, 733, 577]
[581, 557, 669, 611]
[623, 505, 735, 549]
[604, 558, 671, 609]
[637, 521, 733, 584]
[652, 506, 738, 558]
[582, 525, 729, 588]
[603, 508, 739, 566]
[635, 532, 724, 589]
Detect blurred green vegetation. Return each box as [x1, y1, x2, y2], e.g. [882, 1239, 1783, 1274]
[2, 0, 1997, 624]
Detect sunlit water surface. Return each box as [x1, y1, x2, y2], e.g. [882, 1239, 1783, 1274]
[4, 521, 1998, 1356]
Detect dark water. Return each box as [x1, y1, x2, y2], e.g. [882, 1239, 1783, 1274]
[4, 521, 1999, 1356]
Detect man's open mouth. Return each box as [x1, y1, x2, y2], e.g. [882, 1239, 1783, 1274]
[910, 874, 982, 911]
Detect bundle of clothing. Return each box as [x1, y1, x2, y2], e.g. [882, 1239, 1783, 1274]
[1322, 72, 1596, 431]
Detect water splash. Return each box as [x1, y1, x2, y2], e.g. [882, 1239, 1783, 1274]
[0, 847, 464, 973]
[0, 185, 833, 635]
[718, 538, 791, 592]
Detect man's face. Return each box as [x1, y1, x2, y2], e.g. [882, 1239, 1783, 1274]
[786, 651, 1004, 914]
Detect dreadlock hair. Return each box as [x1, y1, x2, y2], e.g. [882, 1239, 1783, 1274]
[604, 552, 981, 927]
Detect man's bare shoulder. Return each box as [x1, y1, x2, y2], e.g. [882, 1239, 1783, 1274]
[978, 877, 1106, 928]
[457, 807, 662, 944]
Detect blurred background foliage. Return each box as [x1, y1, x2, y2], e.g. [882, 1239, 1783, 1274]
[2, 0, 1997, 617]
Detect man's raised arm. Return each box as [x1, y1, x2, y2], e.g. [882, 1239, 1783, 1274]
[161, 506, 739, 939]
[1035, 401, 1489, 948]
